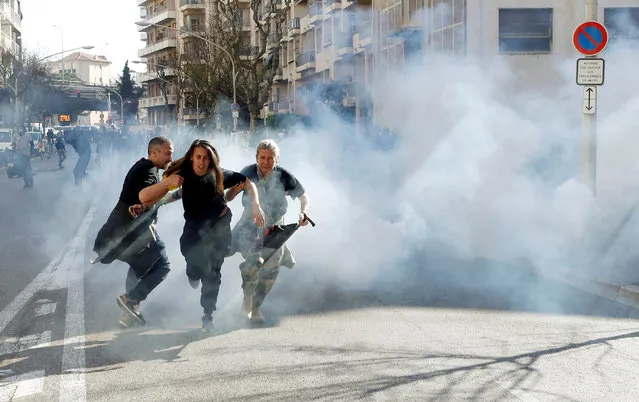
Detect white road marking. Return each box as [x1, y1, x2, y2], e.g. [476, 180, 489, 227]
[34, 301, 57, 317]
[0, 330, 53, 357]
[59, 203, 96, 402]
[0, 248, 67, 334]
[0, 370, 45, 401]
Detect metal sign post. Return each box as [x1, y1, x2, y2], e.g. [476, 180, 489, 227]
[573, 1, 608, 195]
[231, 103, 240, 131]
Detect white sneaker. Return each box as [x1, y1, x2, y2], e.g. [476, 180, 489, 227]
[242, 293, 253, 314]
[248, 308, 264, 323]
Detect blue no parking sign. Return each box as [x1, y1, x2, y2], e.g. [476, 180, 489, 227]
[573, 21, 609, 56]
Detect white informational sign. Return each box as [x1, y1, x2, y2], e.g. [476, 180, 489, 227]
[583, 86, 597, 114]
[576, 58, 605, 85]
[232, 111, 239, 118]
[215, 114, 221, 123]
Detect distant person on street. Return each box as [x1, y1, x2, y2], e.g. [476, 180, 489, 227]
[68, 129, 92, 186]
[226, 139, 310, 323]
[93, 136, 182, 328]
[15, 130, 33, 188]
[55, 136, 66, 169]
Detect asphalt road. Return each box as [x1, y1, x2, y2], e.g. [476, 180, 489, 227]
[1, 149, 639, 401]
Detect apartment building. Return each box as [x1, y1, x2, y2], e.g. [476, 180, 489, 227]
[271, 0, 374, 119]
[271, 0, 639, 131]
[47, 53, 113, 86]
[137, 0, 179, 126]
[0, 0, 21, 127]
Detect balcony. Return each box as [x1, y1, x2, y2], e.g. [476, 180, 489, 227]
[182, 108, 204, 120]
[288, 17, 300, 35]
[309, 2, 323, 23]
[342, 81, 357, 107]
[336, 34, 353, 57]
[295, 51, 315, 71]
[239, 45, 260, 59]
[324, 0, 342, 12]
[0, 32, 19, 58]
[138, 7, 177, 29]
[224, 16, 251, 30]
[0, 2, 21, 31]
[267, 34, 279, 48]
[273, 67, 283, 81]
[138, 38, 178, 57]
[137, 0, 150, 6]
[278, 100, 290, 112]
[179, 0, 205, 11]
[353, 20, 372, 52]
[139, 95, 178, 108]
[181, 23, 205, 38]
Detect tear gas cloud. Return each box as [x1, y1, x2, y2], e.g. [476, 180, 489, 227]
[78, 4, 639, 324]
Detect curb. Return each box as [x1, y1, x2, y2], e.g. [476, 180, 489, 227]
[552, 271, 639, 309]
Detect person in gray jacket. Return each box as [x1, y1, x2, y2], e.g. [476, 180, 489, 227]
[226, 139, 310, 323]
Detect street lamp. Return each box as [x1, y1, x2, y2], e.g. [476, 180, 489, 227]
[52, 25, 64, 82]
[37, 45, 95, 63]
[132, 60, 202, 126]
[135, 20, 238, 130]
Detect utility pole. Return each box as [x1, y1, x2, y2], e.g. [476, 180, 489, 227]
[582, 0, 598, 194]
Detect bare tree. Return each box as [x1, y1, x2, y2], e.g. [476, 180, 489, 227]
[199, 0, 290, 131]
[179, 47, 226, 121]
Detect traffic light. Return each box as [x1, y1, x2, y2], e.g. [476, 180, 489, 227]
[76, 90, 81, 98]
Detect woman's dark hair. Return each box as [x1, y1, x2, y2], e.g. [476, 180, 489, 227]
[165, 139, 224, 193]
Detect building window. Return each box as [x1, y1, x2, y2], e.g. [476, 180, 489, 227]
[499, 8, 552, 53]
[429, 0, 466, 56]
[604, 8, 639, 45]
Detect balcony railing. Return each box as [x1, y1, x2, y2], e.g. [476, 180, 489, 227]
[309, 2, 323, 17]
[278, 100, 290, 110]
[336, 33, 353, 48]
[0, 31, 19, 58]
[357, 20, 372, 38]
[0, 2, 21, 30]
[289, 17, 300, 31]
[182, 23, 204, 32]
[180, 0, 204, 5]
[239, 45, 260, 57]
[295, 51, 315, 66]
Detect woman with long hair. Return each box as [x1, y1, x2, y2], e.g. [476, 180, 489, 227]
[165, 139, 265, 331]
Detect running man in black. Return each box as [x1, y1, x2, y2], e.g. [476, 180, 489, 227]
[226, 139, 310, 322]
[162, 139, 265, 331]
[93, 136, 183, 328]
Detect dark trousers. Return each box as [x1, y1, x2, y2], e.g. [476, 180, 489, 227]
[74, 151, 91, 185]
[180, 213, 232, 316]
[57, 149, 66, 167]
[19, 155, 32, 186]
[120, 238, 170, 302]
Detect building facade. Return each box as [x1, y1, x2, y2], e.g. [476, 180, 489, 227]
[0, 0, 22, 128]
[135, 0, 639, 130]
[136, 0, 180, 126]
[47, 52, 113, 86]
[270, 0, 639, 131]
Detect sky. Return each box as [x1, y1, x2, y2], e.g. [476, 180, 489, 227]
[20, 0, 145, 82]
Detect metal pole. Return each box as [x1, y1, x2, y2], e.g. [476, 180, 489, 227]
[53, 25, 64, 83]
[232, 62, 237, 131]
[14, 75, 18, 129]
[582, 0, 598, 194]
